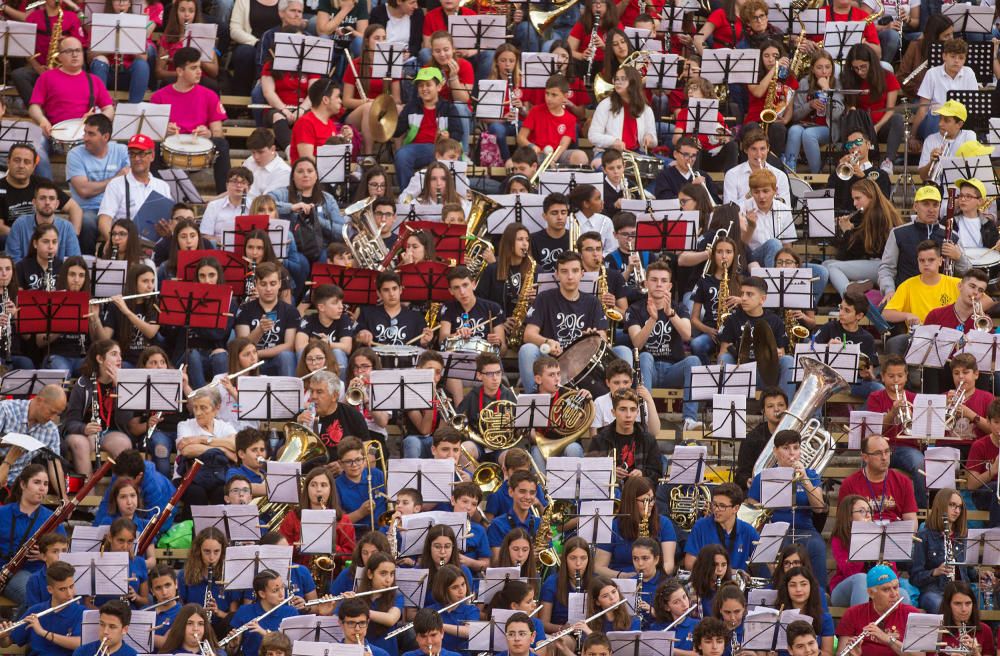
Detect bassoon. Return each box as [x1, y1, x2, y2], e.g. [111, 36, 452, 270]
[135, 459, 203, 554]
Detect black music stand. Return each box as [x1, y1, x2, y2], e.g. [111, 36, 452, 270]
[643, 53, 682, 93]
[0, 369, 68, 397]
[395, 570, 429, 609]
[766, 0, 795, 33]
[822, 21, 864, 62]
[485, 193, 546, 234]
[299, 509, 341, 554]
[89, 13, 146, 96]
[750, 267, 812, 311]
[369, 368, 435, 412]
[948, 89, 993, 137]
[449, 14, 506, 51]
[316, 143, 352, 187]
[193, 505, 263, 544]
[942, 3, 993, 36]
[371, 42, 408, 80]
[689, 363, 756, 401]
[223, 545, 293, 589]
[790, 342, 860, 384]
[701, 48, 759, 88]
[929, 42, 993, 84]
[938, 154, 997, 195]
[0, 21, 35, 91]
[681, 98, 723, 139]
[521, 53, 561, 90]
[848, 519, 918, 563]
[158, 169, 204, 204]
[608, 631, 675, 656]
[238, 377, 304, 427]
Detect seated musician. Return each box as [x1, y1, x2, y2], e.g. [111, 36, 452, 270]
[25, 36, 114, 183]
[439, 265, 504, 389]
[93, 450, 177, 541]
[945, 354, 994, 445]
[397, 139, 462, 203]
[879, 184, 968, 302]
[722, 128, 790, 206]
[400, 351, 445, 459]
[198, 167, 256, 245]
[911, 488, 973, 613]
[393, 67, 464, 191]
[0, 561, 83, 656]
[150, 47, 231, 195]
[786, 620, 822, 656]
[590, 360, 659, 437]
[226, 570, 299, 656]
[147, 566, 179, 647]
[234, 262, 300, 377]
[572, 188, 616, 256]
[355, 271, 434, 350]
[579, 230, 627, 324]
[224, 428, 267, 498]
[451, 482, 491, 574]
[335, 437, 388, 534]
[682, 482, 759, 573]
[837, 434, 919, 529]
[625, 259, 702, 430]
[966, 399, 1000, 525]
[912, 40, 979, 140]
[483, 448, 546, 520]
[939, 582, 995, 655]
[498, 612, 539, 656]
[916, 101, 977, 182]
[0, 384, 65, 498]
[402, 609, 463, 656]
[655, 135, 723, 202]
[455, 352, 518, 463]
[518, 74, 589, 168]
[832, 130, 893, 213]
[733, 387, 786, 492]
[486, 470, 540, 557]
[96, 134, 174, 246]
[602, 149, 626, 217]
[72, 600, 137, 656]
[1, 143, 83, 245]
[24, 533, 69, 608]
[244, 128, 291, 197]
[295, 284, 353, 372]
[587, 66, 656, 169]
[747, 429, 829, 592]
[530, 193, 572, 274]
[948, 179, 1000, 251]
[717, 276, 794, 399]
[691, 616, 729, 656]
[813, 292, 882, 398]
[588, 389, 661, 481]
[835, 565, 920, 656]
[298, 370, 369, 458]
[339, 597, 391, 656]
[603, 213, 652, 307]
[742, 169, 793, 268]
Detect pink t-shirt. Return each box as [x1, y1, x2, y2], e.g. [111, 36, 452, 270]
[29, 69, 114, 125]
[26, 7, 86, 61]
[149, 83, 227, 134]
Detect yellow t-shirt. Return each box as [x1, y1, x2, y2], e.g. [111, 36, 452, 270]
[884, 274, 961, 321]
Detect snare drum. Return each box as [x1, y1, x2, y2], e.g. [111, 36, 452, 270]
[444, 336, 497, 354]
[556, 334, 619, 397]
[967, 247, 1000, 285]
[50, 119, 85, 154]
[373, 344, 422, 369]
[162, 135, 217, 171]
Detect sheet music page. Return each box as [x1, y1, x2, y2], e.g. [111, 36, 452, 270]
[667, 445, 707, 484]
[115, 368, 183, 412]
[955, 329, 998, 372]
[300, 509, 338, 554]
[281, 614, 344, 643]
[848, 411, 884, 450]
[223, 545, 293, 589]
[902, 614, 945, 652]
[747, 589, 778, 608]
[906, 325, 964, 368]
[847, 521, 884, 561]
[924, 446, 961, 489]
[567, 591, 587, 623]
[750, 522, 789, 564]
[192, 504, 262, 544]
[982, 528, 1000, 565]
[466, 620, 507, 653]
[608, 631, 675, 656]
[82, 610, 155, 652]
[742, 607, 780, 651]
[293, 642, 364, 656]
[71, 526, 110, 553]
[578, 499, 616, 543]
[760, 467, 796, 509]
[63, 552, 130, 595]
[612, 576, 638, 613]
[911, 394, 947, 440]
[475, 79, 507, 120]
[477, 567, 523, 605]
[265, 461, 302, 504]
[237, 376, 304, 421]
[885, 520, 919, 561]
[547, 455, 613, 499]
[387, 458, 455, 503]
[370, 367, 434, 411]
[0, 432, 47, 453]
[710, 395, 746, 441]
[395, 568, 429, 608]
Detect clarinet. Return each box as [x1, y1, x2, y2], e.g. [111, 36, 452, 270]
[245, 260, 257, 299]
[585, 12, 600, 85]
[44, 255, 55, 292]
[110, 245, 119, 260]
[240, 192, 248, 215]
[507, 72, 518, 134]
[0, 287, 10, 363]
[92, 372, 103, 466]
[204, 565, 214, 608]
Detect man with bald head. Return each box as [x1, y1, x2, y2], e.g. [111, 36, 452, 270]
[26, 36, 115, 184]
[837, 434, 919, 527]
[0, 384, 67, 497]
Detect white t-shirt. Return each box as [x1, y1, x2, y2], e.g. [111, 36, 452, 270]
[956, 216, 983, 249]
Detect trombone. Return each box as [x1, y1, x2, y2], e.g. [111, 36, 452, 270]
[365, 440, 387, 531]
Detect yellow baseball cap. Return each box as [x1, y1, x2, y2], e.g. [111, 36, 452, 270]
[932, 100, 968, 122]
[914, 185, 942, 202]
[956, 178, 987, 199]
[955, 140, 995, 158]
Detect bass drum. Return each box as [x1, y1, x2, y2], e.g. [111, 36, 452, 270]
[967, 247, 1000, 286]
[556, 334, 619, 397]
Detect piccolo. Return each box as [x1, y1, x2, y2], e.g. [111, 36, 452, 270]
[187, 360, 265, 398]
[89, 291, 160, 305]
[0, 596, 82, 636]
[219, 596, 294, 646]
[140, 595, 179, 611]
[662, 604, 697, 631]
[386, 594, 474, 638]
[536, 599, 628, 649]
[305, 586, 401, 608]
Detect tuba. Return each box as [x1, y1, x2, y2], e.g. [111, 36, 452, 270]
[465, 191, 501, 283]
[341, 198, 389, 269]
[252, 423, 326, 529]
[506, 255, 536, 350]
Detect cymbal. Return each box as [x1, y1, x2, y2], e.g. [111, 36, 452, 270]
[369, 93, 398, 144]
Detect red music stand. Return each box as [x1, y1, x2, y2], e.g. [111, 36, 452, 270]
[397, 261, 453, 304]
[635, 216, 699, 252]
[225, 215, 270, 255]
[177, 249, 247, 299]
[309, 263, 379, 306]
[159, 281, 233, 330]
[398, 221, 468, 265]
[17, 291, 90, 335]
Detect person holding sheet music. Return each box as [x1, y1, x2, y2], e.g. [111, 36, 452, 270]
[835, 565, 920, 656]
[683, 483, 759, 573]
[154, 0, 221, 89]
[840, 44, 903, 176]
[71, 600, 137, 656]
[224, 570, 299, 656]
[337, 597, 391, 656]
[722, 129, 790, 207]
[586, 67, 657, 164]
[746, 429, 828, 591]
[910, 488, 973, 612]
[939, 581, 997, 656]
[813, 292, 883, 399]
[0, 561, 83, 656]
[837, 434, 919, 528]
[96, 134, 173, 247]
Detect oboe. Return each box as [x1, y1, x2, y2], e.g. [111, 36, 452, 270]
[0, 287, 11, 362]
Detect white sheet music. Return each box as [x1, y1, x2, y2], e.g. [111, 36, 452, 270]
[300, 509, 339, 554]
[237, 376, 304, 421]
[466, 619, 507, 653]
[395, 568, 429, 608]
[743, 608, 810, 651]
[955, 329, 1000, 372]
[848, 520, 916, 561]
[848, 411, 884, 450]
[910, 394, 947, 440]
[281, 614, 344, 643]
[115, 368, 183, 412]
[804, 196, 836, 239]
[667, 445, 707, 484]
[612, 576, 638, 614]
[182, 22, 217, 61]
[902, 614, 945, 653]
[547, 456, 614, 499]
[0, 432, 47, 453]
[0, 21, 37, 58]
[924, 446, 961, 489]
[484, 193, 546, 234]
[792, 343, 860, 384]
[710, 394, 746, 440]
[399, 511, 468, 557]
[369, 367, 434, 411]
[475, 79, 507, 120]
[223, 545, 293, 590]
[760, 467, 796, 509]
[82, 609, 155, 653]
[567, 591, 587, 623]
[272, 31, 334, 76]
[578, 499, 616, 543]
[513, 393, 550, 429]
[111, 103, 172, 142]
[265, 460, 302, 504]
[906, 325, 964, 368]
[192, 504, 262, 544]
[293, 642, 364, 656]
[62, 552, 130, 596]
[750, 522, 789, 564]
[387, 458, 456, 503]
[70, 525, 110, 553]
[477, 567, 523, 605]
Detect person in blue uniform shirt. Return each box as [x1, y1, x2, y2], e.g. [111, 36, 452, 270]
[647, 579, 697, 651]
[497, 612, 541, 656]
[94, 449, 177, 539]
[0, 561, 84, 656]
[336, 436, 388, 534]
[584, 577, 641, 635]
[148, 565, 181, 650]
[260, 532, 318, 603]
[539, 536, 591, 642]
[595, 476, 677, 577]
[225, 569, 299, 656]
[712, 582, 748, 656]
[631, 537, 664, 629]
[484, 447, 547, 520]
[487, 470, 541, 556]
[400, 609, 463, 656]
[682, 482, 760, 573]
[491, 580, 548, 652]
[93, 518, 148, 608]
[785, 620, 822, 656]
[338, 597, 390, 656]
[692, 616, 729, 656]
[224, 429, 268, 495]
[582, 633, 613, 656]
[157, 603, 223, 655]
[24, 533, 70, 608]
[72, 600, 137, 656]
[451, 482, 491, 575]
[0, 464, 68, 617]
[427, 565, 479, 653]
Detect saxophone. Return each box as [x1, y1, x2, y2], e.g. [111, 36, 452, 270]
[785, 310, 810, 347]
[47, 6, 64, 69]
[598, 265, 624, 325]
[759, 72, 780, 125]
[534, 501, 558, 569]
[506, 255, 536, 350]
[716, 266, 731, 334]
[638, 497, 651, 537]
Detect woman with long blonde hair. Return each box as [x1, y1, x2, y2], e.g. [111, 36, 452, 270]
[823, 179, 902, 298]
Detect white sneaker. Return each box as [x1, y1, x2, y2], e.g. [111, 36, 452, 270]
[880, 158, 894, 176]
[683, 418, 704, 431]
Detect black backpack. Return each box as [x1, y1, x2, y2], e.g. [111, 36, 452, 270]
[292, 210, 325, 263]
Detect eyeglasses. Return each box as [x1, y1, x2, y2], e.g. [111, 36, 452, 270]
[229, 487, 252, 495]
[506, 632, 532, 639]
[852, 507, 872, 516]
[374, 211, 394, 219]
[948, 501, 964, 510]
[958, 194, 981, 200]
[617, 231, 637, 238]
[865, 448, 892, 457]
[676, 151, 698, 159]
[129, 150, 153, 157]
[343, 621, 369, 629]
[60, 48, 84, 55]
[111, 231, 129, 238]
[751, 13, 767, 20]
[355, 363, 373, 371]
[342, 457, 366, 466]
[370, 182, 387, 189]
[775, 259, 798, 266]
[711, 502, 735, 510]
[480, 370, 503, 377]
[305, 355, 326, 364]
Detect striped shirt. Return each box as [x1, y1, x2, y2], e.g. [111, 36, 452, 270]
[0, 399, 61, 485]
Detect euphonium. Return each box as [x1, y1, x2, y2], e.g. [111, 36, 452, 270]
[341, 198, 388, 269]
[465, 190, 500, 282]
[252, 422, 326, 529]
[47, 6, 63, 69]
[506, 255, 536, 349]
[598, 265, 624, 324]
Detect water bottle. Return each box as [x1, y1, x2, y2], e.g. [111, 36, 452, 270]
[815, 93, 827, 118]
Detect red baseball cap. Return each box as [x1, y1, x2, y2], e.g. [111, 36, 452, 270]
[127, 133, 155, 151]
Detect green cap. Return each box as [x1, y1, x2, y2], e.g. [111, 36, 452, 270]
[414, 67, 444, 84]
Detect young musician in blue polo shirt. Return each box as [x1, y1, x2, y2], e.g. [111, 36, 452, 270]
[498, 612, 541, 656]
[147, 565, 181, 650]
[225, 429, 268, 497]
[335, 436, 387, 534]
[451, 481, 491, 575]
[400, 609, 463, 656]
[226, 570, 299, 656]
[484, 448, 546, 521]
[1, 562, 84, 656]
[71, 601, 137, 656]
[682, 482, 760, 573]
[487, 470, 541, 557]
[338, 597, 390, 656]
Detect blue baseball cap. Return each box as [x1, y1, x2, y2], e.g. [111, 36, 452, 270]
[866, 564, 897, 588]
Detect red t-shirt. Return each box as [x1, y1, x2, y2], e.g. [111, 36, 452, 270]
[619, 0, 666, 26]
[812, 6, 880, 46]
[675, 107, 727, 152]
[278, 509, 356, 567]
[422, 6, 477, 36]
[745, 75, 799, 124]
[925, 302, 974, 332]
[705, 8, 742, 48]
[967, 434, 1000, 474]
[343, 57, 385, 97]
[837, 468, 918, 523]
[290, 110, 339, 164]
[569, 20, 625, 65]
[413, 106, 439, 144]
[857, 73, 901, 123]
[836, 601, 921, 656]
[523, 103, 577, 151]
[521, 77, 590, 108]
[864, 388, 916, 444]
[424, 59, 474, 104]
[949, 388, 993, 444]
[261, 61, 320, 107]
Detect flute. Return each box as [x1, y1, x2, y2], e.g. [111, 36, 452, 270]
[386, 594, 475, 638]
[661, 604, 696, 632]
[0, 596, 82, 636]
[303, 586, 401, 608]
[140, 595, 180, 611]
[219, 596, 294, 647]
[536, 599, 628, 648]
[187, 361, 265, 399]
[89, 291, 160, 305]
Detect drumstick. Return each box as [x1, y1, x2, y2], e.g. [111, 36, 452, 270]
[404, 334, 424, 346]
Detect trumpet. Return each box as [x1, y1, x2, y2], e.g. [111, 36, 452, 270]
[628, 238, 646, 293]
[927, 137, 954, 184]
[894, 384, 913, 433]
[945, 387, 968, 431]
[837, 151, 859, 181]
[95, 637, 111, 656]
[346, 376, 368, 406]
[972, 299, 992, 332]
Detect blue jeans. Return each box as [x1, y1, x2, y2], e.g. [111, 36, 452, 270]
[721, 352, 795, 400]
[402, 434, 433, 459]
[918, 113, 940, 141]
[4, 569, 30, 618]
[691, 333, 716, 366]
[36, 140, 53, 181]
[43, 354, 84, 378]
[262, 350, 297, 377]
[750, 239, 782, 267]
[180, 348, 229, 390]
[638, 353, 699, 421]
[285, 251, 310, 302]
[80, 209, 99, 256]
[518, 343, 631, 393]
[487, 120, 516, 160]
[891, 444, 927, 508]
[394, 142, 437, 190]
[920, 589, 943, 613]
[783, 125, 830, 174]
[333, 349, 348, 379]
[513, 20, 540, 53]
[879, 27, 901, 64]
[530, 442, 584, 473]
[90, 49, 153, 104]
[148, 429, 174, 478]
